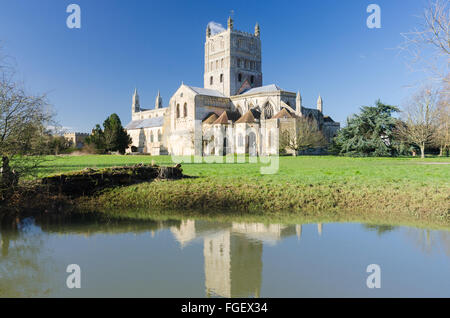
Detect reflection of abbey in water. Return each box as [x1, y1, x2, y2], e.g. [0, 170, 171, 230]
[170, 220, 323, 298]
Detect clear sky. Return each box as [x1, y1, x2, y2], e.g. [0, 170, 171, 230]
[0, 0, 431, 132]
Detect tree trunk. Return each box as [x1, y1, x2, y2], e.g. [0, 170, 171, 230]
[420, 144, 425, 158]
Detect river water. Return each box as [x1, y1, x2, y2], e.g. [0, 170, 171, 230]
[0, 217, 449, 297]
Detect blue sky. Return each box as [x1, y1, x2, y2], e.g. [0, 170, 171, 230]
[0, 0, 431, 132]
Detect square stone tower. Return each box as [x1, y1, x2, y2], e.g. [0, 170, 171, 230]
[204, 17, 262, 97]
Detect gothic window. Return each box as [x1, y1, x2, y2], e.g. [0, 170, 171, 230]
[238, 73, 242, 82]
[150, 131, 154, 143]
[263, 103, 274, 119]
[251, 76, 254, 84]
[183, 103, 188, 117]
[176, 104, 180, 118]
[220, 74, 223, 83]
[221, 58, 223, 68]
[158, 130, 162, 142]
[237, 59, 241, 68]
[210, 76, 213, 85]
[216, 60, 218, 69]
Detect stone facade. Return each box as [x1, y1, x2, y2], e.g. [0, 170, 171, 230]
[64, 132, 89, 149]
[126, 17, 340, 155]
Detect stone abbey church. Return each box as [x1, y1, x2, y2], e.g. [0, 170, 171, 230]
[125, 17, 340, 156]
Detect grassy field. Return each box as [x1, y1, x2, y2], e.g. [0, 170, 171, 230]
[36, 154, 450, 184]
[28, 154, 450, 227]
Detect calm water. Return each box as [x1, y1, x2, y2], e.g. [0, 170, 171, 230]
[0, 217, 449, 297]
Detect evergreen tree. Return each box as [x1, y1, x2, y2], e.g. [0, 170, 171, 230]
[331, 100, 399, 156]
[86, 114, 131, 154]
[103, 114, 132, 154]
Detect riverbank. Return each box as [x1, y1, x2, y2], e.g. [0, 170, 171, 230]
[2, 155, 449, 229]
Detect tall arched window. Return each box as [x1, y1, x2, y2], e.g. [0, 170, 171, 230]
[150, 131, 154, 143]
[210, 76, 213, 85]
[157, 130, 162, 142]
[263, 103, 274, 119]
[238, 73, 242, 82]
[183, 103, 188, 117]
[250, 75, 254, 84]
[220, 74, 223, 83]
[176, 104, 180, 118]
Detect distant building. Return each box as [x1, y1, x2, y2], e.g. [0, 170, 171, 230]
[64, 132, 89, 149]
[126, 17, 340, 155]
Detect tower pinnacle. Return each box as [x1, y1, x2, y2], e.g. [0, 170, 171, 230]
[155, 90, 162, 109]
[227, 16, 233, 30]
[132, 88, 140, 113]
[317, 95, 323, 113]
[255, 22, 260, 37]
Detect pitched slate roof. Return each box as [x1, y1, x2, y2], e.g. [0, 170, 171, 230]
[203, 113, 219, 124]
[236, 110, 256, 124]
[186, 86, 226, 97]
[273, 108, 294, 119]
[213, 111, 229, 124]
[239, 84, 282, 95]
[125, 117, 164, 130]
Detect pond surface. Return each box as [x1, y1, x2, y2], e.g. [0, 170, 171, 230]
[0, 217, 449, 297]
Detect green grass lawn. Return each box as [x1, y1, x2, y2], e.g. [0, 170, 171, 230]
[36, 154, 450, 188]
[18, 154, 450, 227]
[30, 155, 450, 224]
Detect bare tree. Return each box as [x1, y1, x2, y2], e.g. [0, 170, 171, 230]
[435, 83, 450, 155]
[279, 118, 326, 156]
[0, 49, 53, 196]
[400, 0, 450, 84]
[396, 86, 441, 158]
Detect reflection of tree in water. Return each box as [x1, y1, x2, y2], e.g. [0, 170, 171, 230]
[403, 228, 450, 257]
[362, 224, 450, 256]
[0, 218, 55, 297]
[362, 224, 398, 236]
